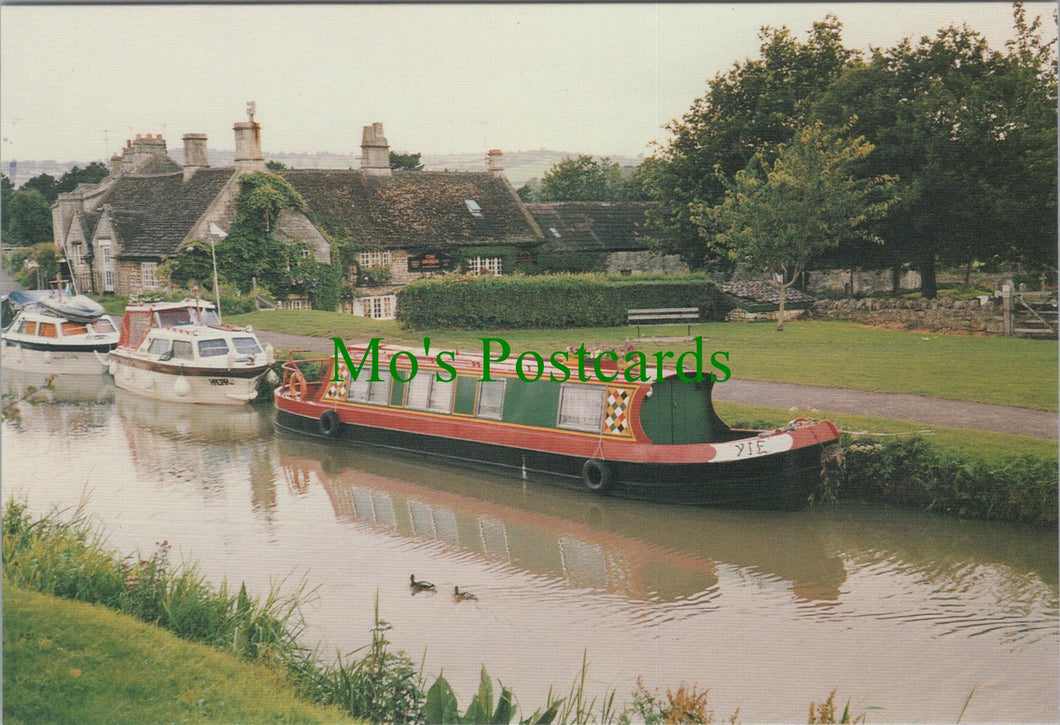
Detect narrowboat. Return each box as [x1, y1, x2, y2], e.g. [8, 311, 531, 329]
[108, 298, 274, 405]
[274, 343, 842, 509]
[1, 289, 119, 375]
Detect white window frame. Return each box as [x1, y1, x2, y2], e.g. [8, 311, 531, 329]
[357, 250, 392, 269]
[141, 262, 158, 290]
[476, 380, 506, 420]
[360, 295, 395, 320]
[99, 240, 114, 292]
[468, 256, 502, 276]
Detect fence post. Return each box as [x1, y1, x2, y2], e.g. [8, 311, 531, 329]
[1001, 283, 1013, 337]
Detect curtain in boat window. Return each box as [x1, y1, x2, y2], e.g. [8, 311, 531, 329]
[427, 378, 455, 413]
[368, 369, 392, 405]
[558, 384, 604, 432]
[476, 380, 506, 420]
[405, 375, 431, 410]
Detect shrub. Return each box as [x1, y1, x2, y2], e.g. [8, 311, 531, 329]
[396, 273, 731, 329]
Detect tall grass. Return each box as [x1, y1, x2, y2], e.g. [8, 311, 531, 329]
[5, 500, 877, 723]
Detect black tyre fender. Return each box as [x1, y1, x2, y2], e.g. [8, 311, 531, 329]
[318, 410, 342, 438]
[581, 458, 613, 492]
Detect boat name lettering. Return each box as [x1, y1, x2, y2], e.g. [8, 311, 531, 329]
[208, 378, 233, 386]
[332, 338, 731, 385]
[733, 440, 769, 458]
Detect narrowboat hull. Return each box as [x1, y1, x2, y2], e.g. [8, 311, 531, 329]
[274, 402, 836, 510]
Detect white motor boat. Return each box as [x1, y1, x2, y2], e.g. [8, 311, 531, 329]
[108, 298, 274, 405]
[1, 289, 119, 375]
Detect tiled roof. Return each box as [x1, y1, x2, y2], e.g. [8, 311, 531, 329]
[95, 167, 234, 259]
[281, 169, 539, 249]
[525, 202, 672, 252]
[131, 155, 183, 176]
[723, 280, 816, 307]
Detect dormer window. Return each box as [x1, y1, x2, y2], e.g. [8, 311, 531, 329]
[464, 199, 483, 218]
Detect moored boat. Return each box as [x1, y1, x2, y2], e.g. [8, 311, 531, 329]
[108, 298, 274, 405]
[1, 289, 119, 375]
[274, 343, 842, 509]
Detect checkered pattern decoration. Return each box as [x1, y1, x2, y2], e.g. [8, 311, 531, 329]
[603, 388, 633, 437]
[324, 365, 350, 400]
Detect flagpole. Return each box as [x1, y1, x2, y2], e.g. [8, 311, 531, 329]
[210, 231, 222, 323]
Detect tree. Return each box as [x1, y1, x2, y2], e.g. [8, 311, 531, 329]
[3, 242, 60, 289]
[647, 16, 857, 267]
[266, 160, 289, 171]
[389, 152, 424, 171]
[4, 189, 53, 247]
[56, 162, 108, 197]
[811, 8, 1057, 295]
[698, 123, 896, 330]
[537, 155, 627, 201]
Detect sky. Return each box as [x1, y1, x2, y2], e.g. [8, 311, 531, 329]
[1, 3, 1056, 165]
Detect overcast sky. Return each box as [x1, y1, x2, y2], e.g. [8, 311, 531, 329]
[1, 3, 1055, 165]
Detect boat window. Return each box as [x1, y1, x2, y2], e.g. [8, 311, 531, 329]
[92, 318, 117, 334]
[347, 368, 391, 405]
[368, 369, 392, 405]
[38, 323, 58, 339]
[232, 337, 262, 355]
[476, 380, 506, 420]
[22, 321, 37, 335]
[200, 309, 221, 326]
[405, 375, 431, 411]
[557, 384, 605, 433]
[171, 340, 193, 360]
[198, 339, 229, 357]
[60, 322, 89, 336]
[157, 309, 193, 327]
[147, 338, 170, 356]
[427, 378, 455, 413]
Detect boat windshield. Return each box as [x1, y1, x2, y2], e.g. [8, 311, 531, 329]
[231, 337, 262, 356]
[198, 339, 229, 357]
[155, 306, 220, 327]
[92, 318, 117, 334]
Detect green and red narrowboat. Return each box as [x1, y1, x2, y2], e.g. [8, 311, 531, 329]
[273, 344, 842, 510]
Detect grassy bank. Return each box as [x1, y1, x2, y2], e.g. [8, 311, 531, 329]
[720, 403, 1058, 526]
[2, 502, 861, 724]
[228, 312, 1057, 411]
[3, 584, 358, 724]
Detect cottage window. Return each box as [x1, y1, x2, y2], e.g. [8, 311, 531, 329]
[465, 199, 484, 218]
[557, 384, 604, 433]
[358, 250, 391, 269]
[141, 262, 158, 290]
[361, 295, 395, 320]
[68, 243, 82, 266]
[476, 380, 506, 420]
[468, 256, 502, 276]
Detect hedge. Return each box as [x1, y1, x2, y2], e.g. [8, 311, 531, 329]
[395, 273, 731, 329]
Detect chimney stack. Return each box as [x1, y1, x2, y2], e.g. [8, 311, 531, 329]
[182, 133, 209, 180]
[360, 122, 391, 177]
[234, 101, 265, 171]
[487, 149, 504, 176]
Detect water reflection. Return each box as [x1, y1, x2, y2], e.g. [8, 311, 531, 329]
[3, 398, 1056, 721]
[278, 437, 850, 605]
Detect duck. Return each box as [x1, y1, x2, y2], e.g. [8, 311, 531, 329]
[409, 574, 436, 593]
[453, 586, 478, 602]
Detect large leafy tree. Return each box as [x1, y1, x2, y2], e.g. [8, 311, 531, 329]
[698, 123, 896, 330]
[812, 6, 1057, 295]
[647, 16, 857, 267]
[537, 155, 629, 201]
[2, 188, 52, 247]
[389, 152, 424, 171]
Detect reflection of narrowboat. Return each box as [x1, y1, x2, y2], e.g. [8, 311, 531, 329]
[274, 344, 841, 509]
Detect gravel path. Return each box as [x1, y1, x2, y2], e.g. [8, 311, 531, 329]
[257, 331, 1057, 440]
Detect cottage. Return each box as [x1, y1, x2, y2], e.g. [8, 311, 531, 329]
[52, 106, 330, 300]
[280, 129, 542, 318]
[525, 202, 687, 276]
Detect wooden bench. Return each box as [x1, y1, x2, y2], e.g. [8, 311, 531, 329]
[627, 307, 699, 337]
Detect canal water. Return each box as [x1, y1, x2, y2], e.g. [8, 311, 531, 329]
[3, 372, 1057, 722]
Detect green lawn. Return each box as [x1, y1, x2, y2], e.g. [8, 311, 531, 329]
[230, 312, 1057, 411]
[3, 584, 359, 724]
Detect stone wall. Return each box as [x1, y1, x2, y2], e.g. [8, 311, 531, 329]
[813, 297, 1005, 334]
